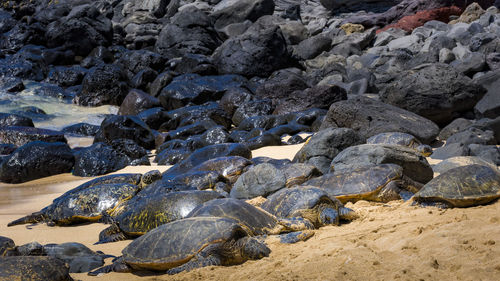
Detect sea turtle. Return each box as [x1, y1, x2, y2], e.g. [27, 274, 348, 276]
[138, 170, 162, 188]
[413, 164, 500, 208]
[304, 164, 423, 203]
[98, 190, 223, 243]
[43, 242, 112, 273]
[89, 217, 270, 275]
[366, 132, 432, 157]
[186, 198, 314, 236]
[187, 156, 253, 184]
[0, 236, 15, 256]
[139, 170, 223, 196]
[261, 186, 356, 228]
[0, 256, 73, 281]
[8, 183, 141, 226]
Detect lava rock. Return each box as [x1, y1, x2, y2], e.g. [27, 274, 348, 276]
[0, 126, 66, 146]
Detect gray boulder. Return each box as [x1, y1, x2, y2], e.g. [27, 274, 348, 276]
[474, 69, 500, 119]
[211, 0, 275, 30]
[320, 96, 439, 144]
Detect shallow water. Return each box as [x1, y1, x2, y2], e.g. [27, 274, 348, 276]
[0, 81, 118, 131]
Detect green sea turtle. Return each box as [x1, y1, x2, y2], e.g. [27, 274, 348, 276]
[0, 236, 15, 256]
[366, 132, 432, 157]
[98, 190, 223, 243]
[261, 186, 357, 228]
[89, 217, 270, 275]
[304, 164, 423, 203]
[0, 256, 73, 281]
[186, 198, 315, 236]
[413, 164, 500, 208]
[187, 156, 252, 184]
[8, 183, 141, 226]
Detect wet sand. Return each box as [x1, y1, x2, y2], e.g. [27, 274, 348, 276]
[1, 144, 499, 280]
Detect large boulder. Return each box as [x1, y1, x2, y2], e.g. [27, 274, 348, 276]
[154, 7, 222, 59]
[0, 126, 66, 147]
[230, 163, 286, 199]
[211, 0, 275, 30]
[320, 96, 439, 144]
[330, 144, 434, 184]
[72, 142, 131, 177]
[100, 115, 155, 149]
[118, 89, 160, 116]
[74, 64, 129, 106]
[474, 69, 500, 119]
[0, 113, 34, 128]
[45, 4, 113, 56]
[380, 63, 486, 126]
[272, 85, 347, 115]
[0, 141, 74, 183]
[212, 19, 291, 77]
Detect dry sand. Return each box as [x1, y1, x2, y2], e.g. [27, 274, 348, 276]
[1, 144, 499, 281]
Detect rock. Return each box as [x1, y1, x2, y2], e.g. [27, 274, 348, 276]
[293, 128, 363, 174]
[255, 68, 309, 101]
[381, 63, 487, 126]
[211, 0, 275, 30]
[74, 64, 129, 106]
[137, 107, 168, 130]
[450, 52, 486, 76]
[272, 85, 347, 115]
[0, 141, 74, 183]
[45, 4, 113, 56]
[438, 118, 473, 140]
[320, 96, 439, 144]
[219, 87, 254, 116]
[450, 2, 485, 24]
[62, 123, 100, 137]
[167, 120, 215, 141]
[378, 6, 462, 33]
[100, 115, 155, 149]
[439, 48, 456, 63]
[117, 50, 166, 81]
[230, 163, 286, 199]
[45, 66, 87, 88]
[0, 76, 25, 92]
[293, 34, 332, 60]
[446, 127, 496, 146]
[154, 6, 221, 59]
[340, 23, 365, 34]
[431, 142, 470, 159]
[212, 19, 291, 77]
[244, 132, 282, 150]
[149, 72, 173, 98]
[73, 142, 131, 177]
[232, 100, 275, 126]
[486, 53, 500, 70]
[155, 147, 191, 165]
[387, 34, 422, 52]
[118, 89, 160, 116]
[0, 144, 17, 156]
[162, 102, 232, 130]
[31, 83, 70, 100]
[432, 156, 497, 174]
[44, 242, 107, 273]
[0, 126, 66, 147]
[330, 143, 434, 184]
[158, 74, 248, 111]
[474, 69, 500, 119]
[468, 144, 500, 165]
[0, 113, 34, 128]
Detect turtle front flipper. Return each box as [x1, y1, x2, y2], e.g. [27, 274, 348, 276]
[167, 252, 222, 275]
[7, 212, 47, 227]
[88, 257, 130, 275]
[96, 223, 128, 244]
[277, 217, 314, 232]
[339, 207, 358, 221]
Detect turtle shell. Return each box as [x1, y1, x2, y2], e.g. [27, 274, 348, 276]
[115, 190, 223, 235]
[367, 132, 420, 147]
[122, 217, 249, 271]
[303, 164, 403, 203]
[413, 164, 500, 207]
[189, 156, 252, 184]
[0, 256, 72, 281]
[186, 198, 278, 235]
[261, 186, 341, 220]
[48, 183, 140, 224]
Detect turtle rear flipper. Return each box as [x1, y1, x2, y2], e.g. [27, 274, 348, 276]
[96, 223, 128, 244]
[279, 230, 314, 244]
[7, 212, 46, 227]
[167, 253, 222, 275]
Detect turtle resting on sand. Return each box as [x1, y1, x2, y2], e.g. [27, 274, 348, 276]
[412, 164, 500, 208]
[98, 190, 222, 243]
[366, 132, 432, 157]
[8, 183, 141, 226]
[186, 198, 315, 236]
[0, 256, 73, 281]
[261, 186, 357, 228]
[303, 164, 423, 203]
[89, 217, 270, 275]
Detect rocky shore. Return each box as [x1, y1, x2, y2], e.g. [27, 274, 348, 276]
[0, 0, 499, 280]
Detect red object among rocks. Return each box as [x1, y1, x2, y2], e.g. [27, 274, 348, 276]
[377, 6, 463, 33]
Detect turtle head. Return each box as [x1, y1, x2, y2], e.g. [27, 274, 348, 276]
[318, 206, 339, 226]
[240, 237, 270, 260]
[417, 144, 432, 157]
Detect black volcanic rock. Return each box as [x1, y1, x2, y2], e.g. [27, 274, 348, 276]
[0, 126, 66, 147]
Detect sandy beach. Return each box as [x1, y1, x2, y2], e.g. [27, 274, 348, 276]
[1, 143, 499, 281]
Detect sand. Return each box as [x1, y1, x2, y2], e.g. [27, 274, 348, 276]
[1, 144, 499, 281]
